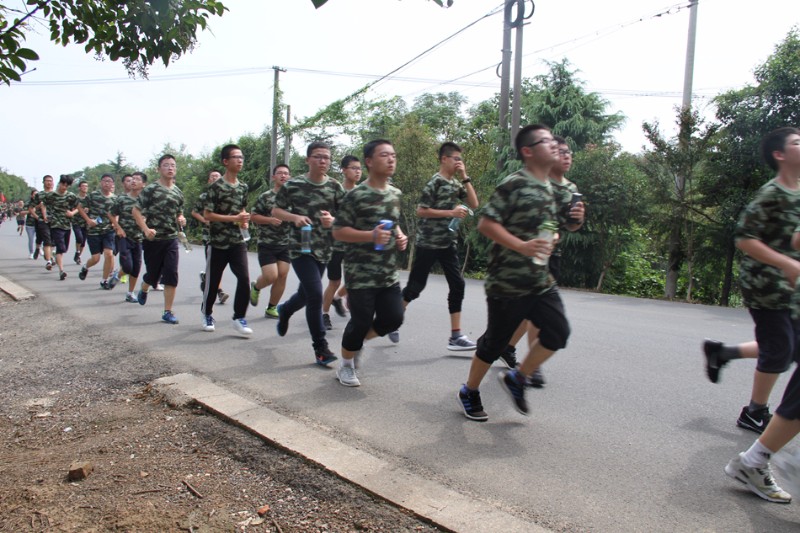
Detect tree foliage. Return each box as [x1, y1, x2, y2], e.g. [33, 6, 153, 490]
[0, 167, 30, 201]
[0, 0, 227, 85]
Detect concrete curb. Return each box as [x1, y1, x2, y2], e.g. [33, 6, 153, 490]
[0, 274, 35, 301]
[153, 373, 546, 533]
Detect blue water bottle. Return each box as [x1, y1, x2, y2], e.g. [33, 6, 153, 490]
[375, 220, 393, 251]
[300, 224, 312, 253]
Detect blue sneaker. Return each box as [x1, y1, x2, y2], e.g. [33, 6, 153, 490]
[137, 289, 148, 306]
[458, 385, 488, 422]
[161, 310, 179, 325]
[314, 344, 338, 367]
[107, 270, 119, 290]
[498, 370, 528, 415]
[276, 304, 289, 337]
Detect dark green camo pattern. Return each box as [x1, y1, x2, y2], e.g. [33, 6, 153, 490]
[136, 182, 184, 241]
[203, 178, 249, 249]
[43, 191, 78, 230]
[194, 193, 210, 244]
[84, 191, 117, 235]
[481, 169, 562, 297]
[111, 194, 144, 242]
[274, 175, 345, 263]
[414, 173, 467, 249]
[735, 178, 800, 310]
[333, 182, 403, 290]
[253, 189, 290, 247]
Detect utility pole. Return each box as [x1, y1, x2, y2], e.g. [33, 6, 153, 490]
[283, 105, 292, 166]
[681, 0, 699, 112]
[270, 66, 286, 176]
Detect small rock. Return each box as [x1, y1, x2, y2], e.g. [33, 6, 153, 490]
[68, 461, 93, 481]
[256, 504, 270, 516]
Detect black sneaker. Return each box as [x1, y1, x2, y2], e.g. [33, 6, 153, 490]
[199, 271, 206, 292]
[458, 385, 488, 422]
[73, 251, 81, 265]
[527, 368, 546, 388]
[78, 266, 88, 280]
[498, 346, 518, 368]
[498, 370, 529, 415]
[737, 406, 772, 434]
[314, 344, 338, 367]
[323, 313, 332, 330]
[332, 297, 347, 318]
[100, 281, 110, 290]
[33, 247, 40, 260]
[703, 339, 728, 384]
[276, 304, 289, 337]
[59, 271, 67, 281]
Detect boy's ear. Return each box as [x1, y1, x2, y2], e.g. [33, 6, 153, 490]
[773, 149, 786, 163]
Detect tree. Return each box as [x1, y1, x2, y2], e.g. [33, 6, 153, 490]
[0, 167, 30, 202]
[411, 92, 468, 143]
[0, 0, 227, 85]
[520, 59, 625, 150]
[311, 0, 452, 7]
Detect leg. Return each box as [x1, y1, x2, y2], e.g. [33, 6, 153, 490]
[229, 243, 250, 319]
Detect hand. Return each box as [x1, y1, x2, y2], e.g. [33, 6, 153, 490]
[454, 161, 467, 180]
[116, 228, 126, 238]
[319, 210, 334, 229]
[373, 222, 392, 247]
[87, 219, 97, 228]
[236, 211, 250, 224]
[293, 215, 312, 227]
[268, 217, 282, 226]
[177, 215, 186, 227]
[569, 202, 585, 224]
[66, 211, 74, 218]
[518, 237, 553, 258]
[396, 232, 408, 251]
[782, 259, 800, 287]
[144, 228, 156, 240]
[451, 205, 468, 219]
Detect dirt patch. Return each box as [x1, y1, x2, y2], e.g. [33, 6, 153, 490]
[0, 297, 440, 532]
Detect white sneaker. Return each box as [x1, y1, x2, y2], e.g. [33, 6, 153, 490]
[202, 315, 215, 332]
[336, 365, 360, 387]
[232, 318, 253, 336]
[153, 283, 164, 291]
[448, 334, 477, 351]
[725, 453, 792, 503]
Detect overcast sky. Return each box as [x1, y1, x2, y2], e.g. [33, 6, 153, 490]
[2, 0, 797, 185]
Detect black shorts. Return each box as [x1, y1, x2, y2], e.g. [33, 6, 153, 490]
[87, 231, 116, 255]
[35, 220, 52, 247]
[257, 243, 291, 267]
[50, 227, 71, 255]
[749, 308, 800, 374]
[327, 250, 345, 281]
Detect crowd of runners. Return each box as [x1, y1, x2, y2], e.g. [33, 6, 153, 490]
[8, 125, 800, 507]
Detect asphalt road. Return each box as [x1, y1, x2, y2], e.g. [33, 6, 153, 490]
[1, 223, 798, 532]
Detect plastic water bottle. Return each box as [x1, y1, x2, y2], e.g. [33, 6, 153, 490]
[375, 220, 393, 250]
[448, 205, 473, 232]
[532, 221, 559, 266]
[95, 216, 103, 225]
[178, 230, 192, 253]
[239, 224, 251, 242]
[300, 224, 312, 253]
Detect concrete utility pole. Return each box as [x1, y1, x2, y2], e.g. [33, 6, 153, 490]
[681, 0, 699, 111]
[283, 105, 292, 166]
[270, 66, 286, 176]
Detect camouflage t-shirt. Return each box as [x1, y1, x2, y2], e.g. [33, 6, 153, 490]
[136, 181, 184, 241]
[29, 191, 51, 219]
[194, 193, 210, 244]
[73, 195, 88, 228]
[111, 194, 144, 242]
[551, 178, 580, 257]
[735, 178, 800, 310]
[203, 178, 249, 249]
[253, 189, 290, 247]
[274, 174, 345, 263]
[415, 173, 468, 249]
[84, 191, 117, 235]
[481, 168, 560, 297]
[333, 182, 403, 290]
[44, 191, 79, 230]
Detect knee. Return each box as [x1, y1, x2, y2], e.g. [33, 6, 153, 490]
[539, 321, 570, 352]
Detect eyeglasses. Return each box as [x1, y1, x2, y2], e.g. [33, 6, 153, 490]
[226, 155, 244, 160]
[309, 155, 331, 161]
[274, 171, 291, 176]
[446, 155, 463, 162]
[559, 149, 572, 156]
[160, 164, 177, 169]
[526, 138, 557, 149]
[345, 166, 362, 171]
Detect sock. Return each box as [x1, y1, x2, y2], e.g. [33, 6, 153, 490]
[721, 344, 742, 361]
[341, 358, 354, 368]
[741, 440, 774, 469]
[451, 329, 462, 339]
[748, 401, 768, 413]
[268, 303, 277, 308]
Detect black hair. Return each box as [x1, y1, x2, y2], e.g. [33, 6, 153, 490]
[221, 144, 241, 162]
[59, 174, 74, 186]
[514, 124, 551, 160]
[761, 127, 800, 171]
[340, 155, 360, 169]
[273, 164, 290, 175]
[132, 171, 148, 183]
[158, 154, 176, 167]
[363, 139, 393, 160]
[438, 141, 462, 160]
[306, 141, 331, 157]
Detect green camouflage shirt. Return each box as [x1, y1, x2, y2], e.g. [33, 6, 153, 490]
[551, 178, 580, 257]
[253, 189, 290, 247]
[43, 191, 79, 230]
[84, 191, 117, 235]
[136, 181, 184, 241]
[415, 173, 468, 249]
[29, 191, 51, 219]
[194, 193, 210, 244]
[735, 178, 800, 310]
[481, 168, 560, 297]
[72, 195, 88, 228]
[203, 178, 249, 249]
[111, 194, 144, 242]
[333, 182, 403, 290]
[274, 174, 345, 263]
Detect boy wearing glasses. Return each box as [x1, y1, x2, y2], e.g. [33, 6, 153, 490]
[273, 142, 345, 366]
[77, 174, 117, 288]
[457, 124, 584, 422]
[133, 154, 186, 325]
[399, 142, 479, 350]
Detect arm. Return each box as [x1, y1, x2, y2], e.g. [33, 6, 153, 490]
[737, 238, 800, 286]
[416, 205, 467, 219]
[477, 217, 551, 258]
[250, 212, 282, 226]
[132, 206, 155, 240]
[190, 209, 208, 225]
[77, 203, 96, 227]
[272, 207, 312, 227]
[203, 209, 249, 225]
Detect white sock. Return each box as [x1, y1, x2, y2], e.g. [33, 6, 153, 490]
[341, 358, 354, 368]
[741, 440, 774, 469]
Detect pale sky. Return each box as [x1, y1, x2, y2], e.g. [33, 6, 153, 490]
[2, 0, 797, 185]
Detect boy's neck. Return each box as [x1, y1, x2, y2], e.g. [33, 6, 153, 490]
[308, 171, 326, 183]
[549, 170, 566, 184]
[438, 166, 454, 180]
[366, 174, 389, 190]
[344, 178, 357, 191]
[524, 161, 553, 183]
[776, 168, 800, 190]
[223, 171, 238, 184]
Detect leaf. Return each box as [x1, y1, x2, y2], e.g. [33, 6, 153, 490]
[311, 0, 328, 8]
[16, 48, 39, 60]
